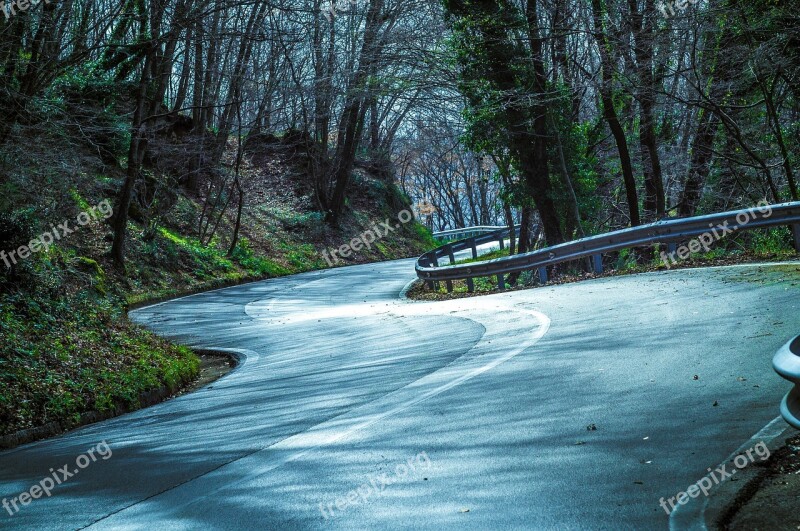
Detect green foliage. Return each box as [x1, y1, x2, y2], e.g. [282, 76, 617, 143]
[447, 248, 509, 266]
[409, 223, 439, 250]
[749, 227, 793, 255]
[50, 61, 117, 95]
[75, 256, 107, 295]
[547, 90, 604, 237]
[47, 64, 132, 163]
[444, 1, 526, 162]
[0, 281, 198, 435]
[0, 207, 38, 254]
[230, 239, 290, 276]
[279, 242, 327, 271]
[277, 210, 325, 231]
[374, 241, 391, 258]
[614, 248, 638, 271]
[70, 188, 92, 212]
[159, 228, 235, 275]
[424, 272, 508, 295]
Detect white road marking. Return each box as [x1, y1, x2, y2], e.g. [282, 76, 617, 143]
[86, 303, 551, 527]
[670, 416, 788, 531]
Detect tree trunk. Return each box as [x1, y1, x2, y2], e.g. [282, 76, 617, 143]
[679, 109, 718, 217]
[591, 0, 640, 227]
[325, 0, 384, 224]
[629, 0, 665, 221]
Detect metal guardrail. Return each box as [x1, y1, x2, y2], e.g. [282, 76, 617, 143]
[773, 335, 800, 429]
[433, 225, 517, 241]
[416, 201, 800, 292]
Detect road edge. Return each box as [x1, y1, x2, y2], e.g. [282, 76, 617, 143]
[669, 416, 793, 530]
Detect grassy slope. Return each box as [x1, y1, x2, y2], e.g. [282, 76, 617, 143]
[0, 112, 436, 439]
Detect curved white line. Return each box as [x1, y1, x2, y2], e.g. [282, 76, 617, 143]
[86, 306, 550, 527]
[669, 416, 787, 530]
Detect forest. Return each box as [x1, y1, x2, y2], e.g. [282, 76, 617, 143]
[2, 2, 800, 528]
[1, 0, 799, 441]
[2, 0, 799, 248]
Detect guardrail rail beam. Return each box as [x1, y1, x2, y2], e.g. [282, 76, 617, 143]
[417, 202, 800, 292]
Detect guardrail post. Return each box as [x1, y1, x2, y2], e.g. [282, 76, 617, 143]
[420, 208, 800, 296]
[426, 281, 435, 290]
[466, 277, 475, 293]
[593, 254, 603, 274]
[445, 280, 453, 293]
[497, 274, 506, 291]
[773, 335, 800, 429]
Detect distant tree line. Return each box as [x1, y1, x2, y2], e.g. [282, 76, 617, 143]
[437, 0, 799, 251]
[0, 0, 797, 267]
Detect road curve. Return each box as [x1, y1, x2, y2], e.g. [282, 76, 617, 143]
[1, 259, 798, 529]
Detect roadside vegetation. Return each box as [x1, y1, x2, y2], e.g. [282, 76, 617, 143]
[1, 0, 798, 461]
[0, 75, 435, 442]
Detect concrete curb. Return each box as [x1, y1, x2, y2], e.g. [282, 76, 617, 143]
[705, 424, 796, 529]
[704, 335, 800, 528]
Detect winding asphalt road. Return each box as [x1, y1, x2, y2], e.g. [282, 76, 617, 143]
[1, 258, 799, 530]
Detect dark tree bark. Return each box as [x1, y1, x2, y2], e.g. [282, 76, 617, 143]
[591, 0, 641, 227]
[325, 0, 385, 224]
[111, 0, 182, 268]
[679, 109, 718, 217]
[443, 0, 564, 245]
[112, 52, 157, 267]
[628, 0, 665, 221]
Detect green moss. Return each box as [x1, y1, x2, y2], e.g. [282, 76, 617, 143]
[445, 248, 509, 266]
[76, 256, 107, 294]
[279, 242, 327, 271]
[69, 188, 92, 212]
[0, 294, 199, 435]
[411, 223, 439, 250]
